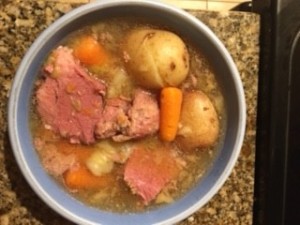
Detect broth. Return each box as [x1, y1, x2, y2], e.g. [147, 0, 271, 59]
[30, 17, 225, 213]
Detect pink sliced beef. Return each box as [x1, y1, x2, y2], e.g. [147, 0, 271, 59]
[34, 137, 76, 177]
[124, 147, 181, 204]
[127, 89, 160, 137]
[36, 46, 106, 144]
[95, 89, 159, 142]
[37, 46, 158, 144]
[95, 97, 131, 139]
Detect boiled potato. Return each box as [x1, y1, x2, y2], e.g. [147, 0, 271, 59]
[123, 29, 189, 89]
[176, 91, 219, 150]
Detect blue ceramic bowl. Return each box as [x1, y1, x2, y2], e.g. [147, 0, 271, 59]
[8, 1, 246, 224]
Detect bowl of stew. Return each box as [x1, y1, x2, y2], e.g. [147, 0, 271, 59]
[8, 0, 246, 224]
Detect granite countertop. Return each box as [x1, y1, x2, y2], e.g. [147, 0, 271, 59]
[0, 1, 259, 225]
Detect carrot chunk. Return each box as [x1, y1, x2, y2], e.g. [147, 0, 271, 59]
[64, 165, 113, 190]
[73, 36, 107, 65]
[159, 87, 183, 142]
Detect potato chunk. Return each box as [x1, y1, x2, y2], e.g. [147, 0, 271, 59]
[123, 29, 189, 89]
[176, 91, 219, 150]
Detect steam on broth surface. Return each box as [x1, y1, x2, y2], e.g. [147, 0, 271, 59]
[30, 17, 225, 213]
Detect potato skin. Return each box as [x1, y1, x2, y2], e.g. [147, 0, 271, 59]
[176, 91, 219, 151]
[123, 29, 189, 89]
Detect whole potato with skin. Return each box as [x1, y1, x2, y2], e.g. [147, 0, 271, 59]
[123, 29, 189, 89]
[176, 90, 219, 151]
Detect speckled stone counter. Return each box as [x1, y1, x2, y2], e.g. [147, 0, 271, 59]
[0, 1, 259, 225]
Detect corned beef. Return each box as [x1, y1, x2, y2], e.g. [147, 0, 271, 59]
[95, 98, 131, 139]
[36, 46, 106, 144]
[36, 141, 76, 177]
[37, 46, 159, 144]
[124, 147, 181, 204]
[96, 89, 159, 142]
[127, 89, 160, 137]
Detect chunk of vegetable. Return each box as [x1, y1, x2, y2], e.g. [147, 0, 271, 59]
[85, 149, 114, 176]
[176, 91, 219, 150]
[73, 35, 107, 65]
[64, 165, 113, 190]
[159, 87, 183, 142]
[95, 141, 133, 164]
[123, 29, 189, 89]
[106, 68, 135, 98]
